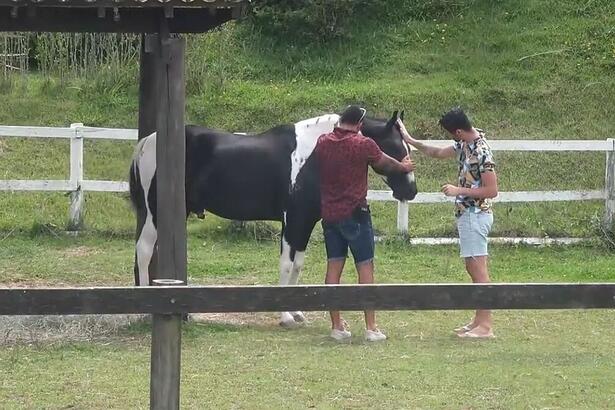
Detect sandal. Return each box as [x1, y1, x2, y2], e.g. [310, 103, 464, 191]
[457, 327, 495, 339]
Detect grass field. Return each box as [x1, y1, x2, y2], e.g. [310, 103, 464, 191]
[1, 1, 614, 408]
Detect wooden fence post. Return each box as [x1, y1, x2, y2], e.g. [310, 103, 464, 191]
[149, 15, 186, 410]
[396, 200, 409, 235]
[68, 122, 84, 231]
[605, 138, 615, 229]
[150, 279, 184, 410]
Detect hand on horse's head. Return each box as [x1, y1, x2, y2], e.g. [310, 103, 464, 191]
[396, 118, 418, 146]
[401, 156, 415, 173]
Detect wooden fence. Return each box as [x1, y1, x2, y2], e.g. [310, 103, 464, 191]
[0, 124, 613, 233]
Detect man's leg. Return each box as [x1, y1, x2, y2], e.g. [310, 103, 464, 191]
[326, 258, 346, 330]
[355, 259, 377, 331]
[348, 211, 384, 340]
[322, 220, 349, 332]
[456, 212, 494, 338]
[464, 255, 493, 335]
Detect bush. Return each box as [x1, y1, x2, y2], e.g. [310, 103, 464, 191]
[247, 0, 475, 43]
[248, 0, 368, 43]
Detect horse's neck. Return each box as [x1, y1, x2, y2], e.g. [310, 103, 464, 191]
[293, 114, 340, 156]
[290, 114, 340, 185]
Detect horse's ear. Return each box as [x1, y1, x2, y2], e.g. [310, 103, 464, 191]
[386, 110, 399, 129]
[400, 110, 405, 121]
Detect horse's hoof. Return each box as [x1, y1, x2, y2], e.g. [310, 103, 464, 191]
[279, 312, 300, 328]
[279, 319, 300, 328]
[292, 312, 306, 323]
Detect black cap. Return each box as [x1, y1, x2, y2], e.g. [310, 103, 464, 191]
[340, 105, 367, 125]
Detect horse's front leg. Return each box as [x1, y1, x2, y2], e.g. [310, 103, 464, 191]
[287, 249, 306, 323]
[278, 235, 298, 327]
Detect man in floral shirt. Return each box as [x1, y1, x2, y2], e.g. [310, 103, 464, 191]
[397, 108, 498, 339]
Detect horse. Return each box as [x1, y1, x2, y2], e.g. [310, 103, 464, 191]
[129, 110, 418, 326]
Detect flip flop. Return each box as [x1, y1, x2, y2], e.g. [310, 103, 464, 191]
[457, 328, 495, 339]
[453, 324, 474, 334]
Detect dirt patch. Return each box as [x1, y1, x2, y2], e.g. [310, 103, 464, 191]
[0, 314, 147, 345]
[190, 312, 325, 327]
[0, 312, 327, 345]
[61, 246, 101, 258]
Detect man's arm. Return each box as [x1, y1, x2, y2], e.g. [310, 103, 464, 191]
[397, 119, 456, 159]
[371, 153, 414, 175]
[441, 170, 498, 199]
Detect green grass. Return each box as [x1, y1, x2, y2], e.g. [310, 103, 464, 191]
[1, 234, 614, 286]
[2, 310, 615, 409]
[1, 2, 614, 408]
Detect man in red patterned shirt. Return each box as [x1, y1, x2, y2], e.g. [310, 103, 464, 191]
[315, 105, 415, 343]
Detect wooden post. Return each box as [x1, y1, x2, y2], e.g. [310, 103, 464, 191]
[150, 278, 184, 410]
[149, 18, 186, 410]
[396, 201, 409, 235]
[138, 33, 161, 283]
[67, 122, 84, 231]
[605, 138, 615, 229]
[139, 34, 159, 140]
[155, 31, 187, 285]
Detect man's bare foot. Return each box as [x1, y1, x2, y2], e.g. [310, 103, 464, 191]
[457, 325, 494, 339]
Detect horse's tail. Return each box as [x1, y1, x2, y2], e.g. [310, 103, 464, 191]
[129, 136, 150, 212]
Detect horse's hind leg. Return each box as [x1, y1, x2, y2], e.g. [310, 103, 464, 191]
[133, 136, 158, 286]
[136, 217, 157, 286]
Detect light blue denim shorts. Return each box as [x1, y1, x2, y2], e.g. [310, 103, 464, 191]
[456, 210, 494, 258]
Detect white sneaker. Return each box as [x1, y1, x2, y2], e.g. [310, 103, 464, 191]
[365, 329, 387, 342]
[330, 328, 352, 343]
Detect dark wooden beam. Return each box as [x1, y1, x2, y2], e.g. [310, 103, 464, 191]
[135, 33, 160, 286]
[0, 6, 234, 33]
[2, 284, 615, 315]
[150, 279, 183, 410]
[155, 29, 187, 285]
[138, 34, 159, 140]
[0, 0, 245, 8]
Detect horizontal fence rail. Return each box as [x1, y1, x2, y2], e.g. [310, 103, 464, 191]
[2, 283, 615, 315]
[0, 124, 614, 234]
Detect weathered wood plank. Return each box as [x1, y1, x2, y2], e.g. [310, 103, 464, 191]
[604, 138, 615, 228]
[0, 180, 75, 191]
[138, 34, 159, 141]
[404, 140, 614, 151]
[150, 279, 183, 410]
[1, 0, 244, 7]
[1, 284, 615, 315]
[367, 190, 606, 203]
[155, 34, 187, 285]
[0, 7, 235, 33]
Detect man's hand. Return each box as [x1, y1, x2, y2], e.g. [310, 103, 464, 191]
[396, 119, 419, 145]
[441, 184, 461, 197]
[401, 156, 415, 173]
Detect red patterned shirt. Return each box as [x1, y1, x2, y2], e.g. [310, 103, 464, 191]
[315, 127, 383, 222]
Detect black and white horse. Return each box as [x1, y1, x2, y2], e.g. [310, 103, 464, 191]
[129, 111, 417, 326]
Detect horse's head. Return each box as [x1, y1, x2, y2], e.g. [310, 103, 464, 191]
[360, 110, 418, 201]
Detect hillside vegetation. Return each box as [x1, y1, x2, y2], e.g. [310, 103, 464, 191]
[0, 0, 613, 238]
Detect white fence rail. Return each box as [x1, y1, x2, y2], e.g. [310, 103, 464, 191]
[0, 124, 614, 233]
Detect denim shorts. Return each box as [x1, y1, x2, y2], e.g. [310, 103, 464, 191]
[456, 210, 494, 258]
[322, 210, 375, 265]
